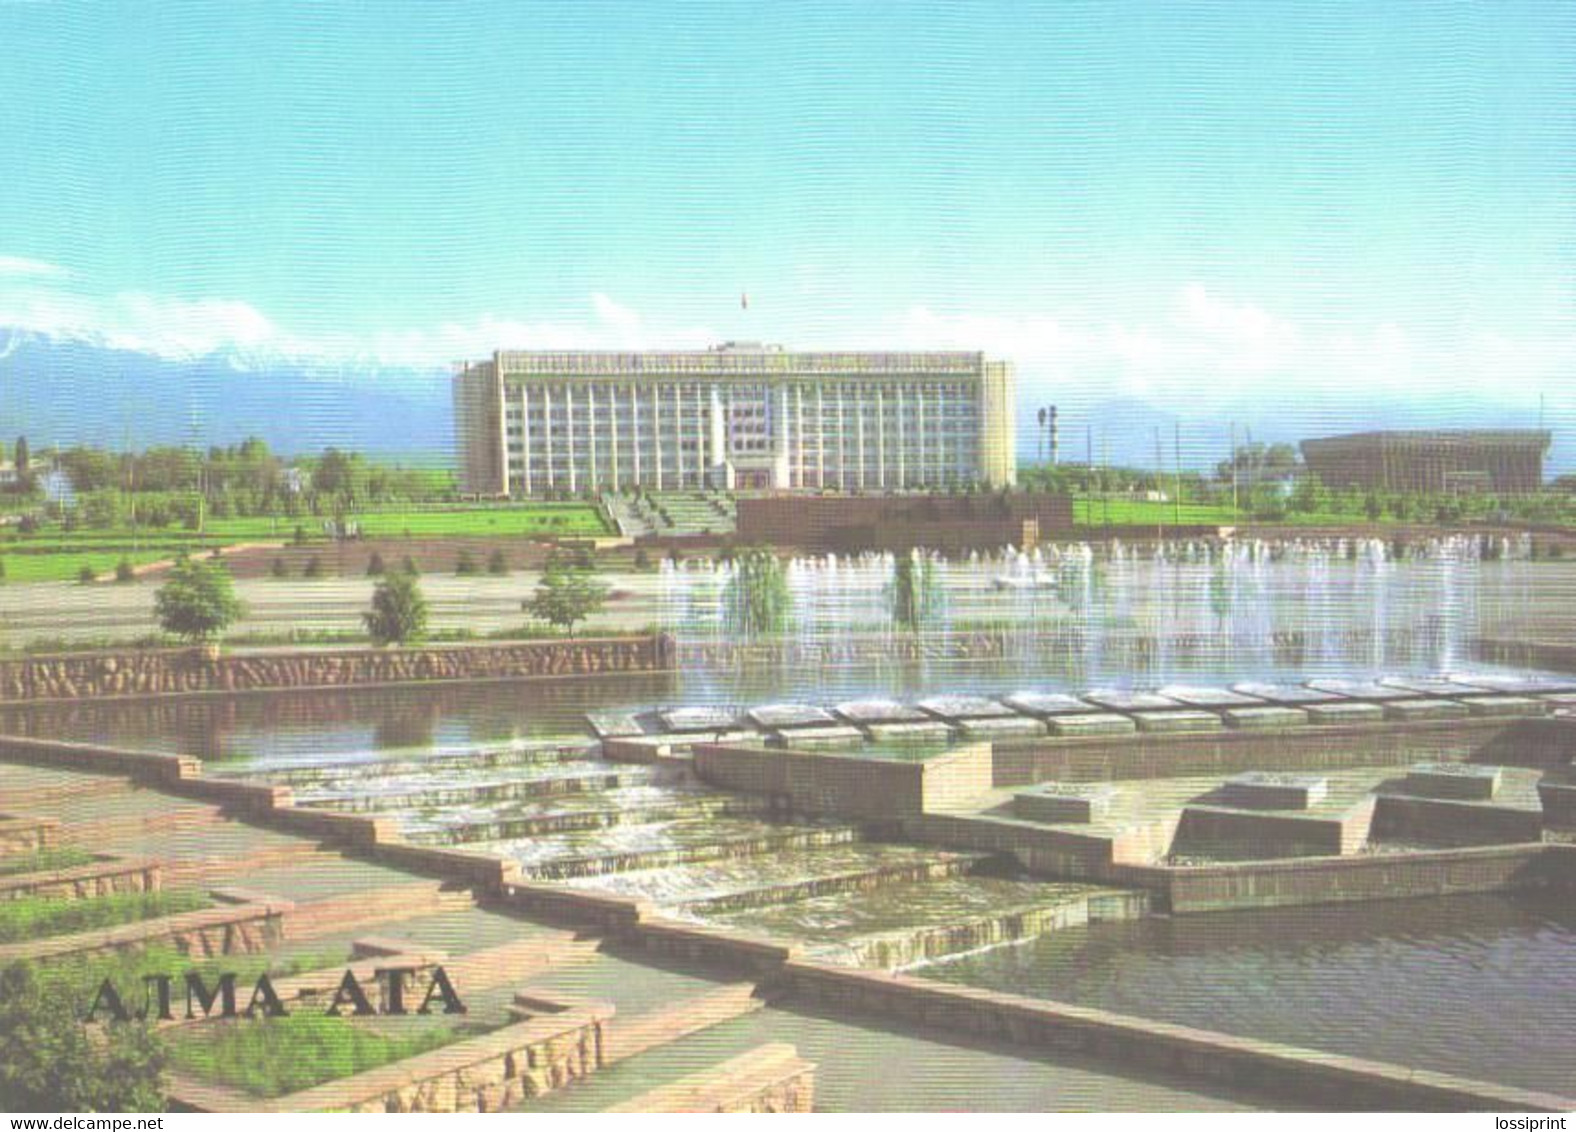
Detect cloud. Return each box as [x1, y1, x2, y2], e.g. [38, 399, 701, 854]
[0, 264, 721, 368]
[0, 255, 69, 279]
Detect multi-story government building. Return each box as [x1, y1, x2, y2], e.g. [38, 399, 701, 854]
[453, 342, 1015, 495]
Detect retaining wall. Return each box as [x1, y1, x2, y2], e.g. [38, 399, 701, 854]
[0, 635, 674, 704]
[0, 854, 161, 902]
[181, 1002, 614, 1113]
[991, 717, 1568, 787]
[1114, 843, 1565, 914]
[692, 742, 992, 822]
[0, 813, 59, 854]
[0, 893, 291, 966]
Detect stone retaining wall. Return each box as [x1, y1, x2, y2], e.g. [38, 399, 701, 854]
[178, 1001, 613, 1113]
[0, 893, 291, 966]
[991, 718, 1558, 787]
[0, 813, 58, 854]
[1115, 843, 1562, 914]
[0, 635, 674, 704]
[691, 741, 992, 822]
[0, 854, 161, 902]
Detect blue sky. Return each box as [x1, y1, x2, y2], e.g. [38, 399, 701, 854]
[2, 0, 1573, 451]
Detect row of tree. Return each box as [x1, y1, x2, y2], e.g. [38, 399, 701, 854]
[150, 547, 610, 646]
[4, 437, 454, 516]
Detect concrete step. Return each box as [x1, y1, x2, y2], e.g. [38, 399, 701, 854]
[513, 819, 864, 881]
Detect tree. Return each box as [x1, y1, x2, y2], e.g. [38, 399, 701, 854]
[13, 435, 28, 475]
[723, 547, 789, 636]
[364, 571, 428, 646]
[0, 962, 168, 1113]
[890, 551, 939, 631]
[524, 552, 608, 636]
[153, 556, 245, 643]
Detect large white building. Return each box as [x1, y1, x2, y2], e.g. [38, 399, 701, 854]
[452, 342, 1015, 495]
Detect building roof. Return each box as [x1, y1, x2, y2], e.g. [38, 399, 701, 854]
[486, 347, 994, 377]
[1301, 429, 1551, 450]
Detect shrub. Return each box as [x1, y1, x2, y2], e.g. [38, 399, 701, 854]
[365, 551, 386, 576]
[0, 890, 210, 945]
[633, 548, 651, 571]
[454, 550, 479, 576]
[292, 524, 307, 545]
[0, 961, 168, 1112]
[400, 555, 419, 576]
[302, 556, 323, 579]
[364, 571, 428, 646]
[153, 557, 246, 643]
[270, 557, 289, 579]
[114, 558, 137, 583]
[523, 551, 608, 636]
[487, 549, 509, 575]
[78, 564, 98, 585]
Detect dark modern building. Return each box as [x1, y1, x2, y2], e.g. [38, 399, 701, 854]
[1299, 430, 1551, 495]
[736, 493, 1073, 553]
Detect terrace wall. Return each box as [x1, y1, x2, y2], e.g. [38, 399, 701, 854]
[990, 717, 1568, 788]
[0, 635, 675, 704]
[0, 855, 161, 902]
[1113, 843, 1568, 914]
[691, 742, 992, 822]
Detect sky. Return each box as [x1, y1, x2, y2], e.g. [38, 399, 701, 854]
[2, 0, 1574, 459]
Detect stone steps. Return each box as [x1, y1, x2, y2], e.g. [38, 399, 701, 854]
[713, 876, 1146, 969]
[405, 794, 774, 846]
[300, 767, 657, 813]
[221, 742, 598, 786]
[571, 845, 991, 917]
[511, 820, 864, 881]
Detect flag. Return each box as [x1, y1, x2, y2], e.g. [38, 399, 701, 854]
[741, 292, 749, 310]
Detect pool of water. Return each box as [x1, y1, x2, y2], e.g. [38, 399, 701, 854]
[924, 890, 1576, 1095]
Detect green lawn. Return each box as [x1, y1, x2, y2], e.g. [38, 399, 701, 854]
[0, 549, 175, 584]
[0, 889, 211, 944]
[1073, 499, 1368, 527]
[172, 1013, 475, 1098]
[350, 505, 609, 538]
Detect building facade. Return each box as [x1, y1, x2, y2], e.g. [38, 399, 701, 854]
[736, 493, 1073, 552]
[452, 343, 1015, 495]
[1299, 430, 1551, 495]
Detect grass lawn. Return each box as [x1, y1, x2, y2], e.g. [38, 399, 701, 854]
[0, 549, 176, 584]
[350, 505, 609, 539]
[1073, 499, 1367, 527]
[0, 847, 98, 878]
[0, 889, 211, 944]
[172, 1013, 476, 1098]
